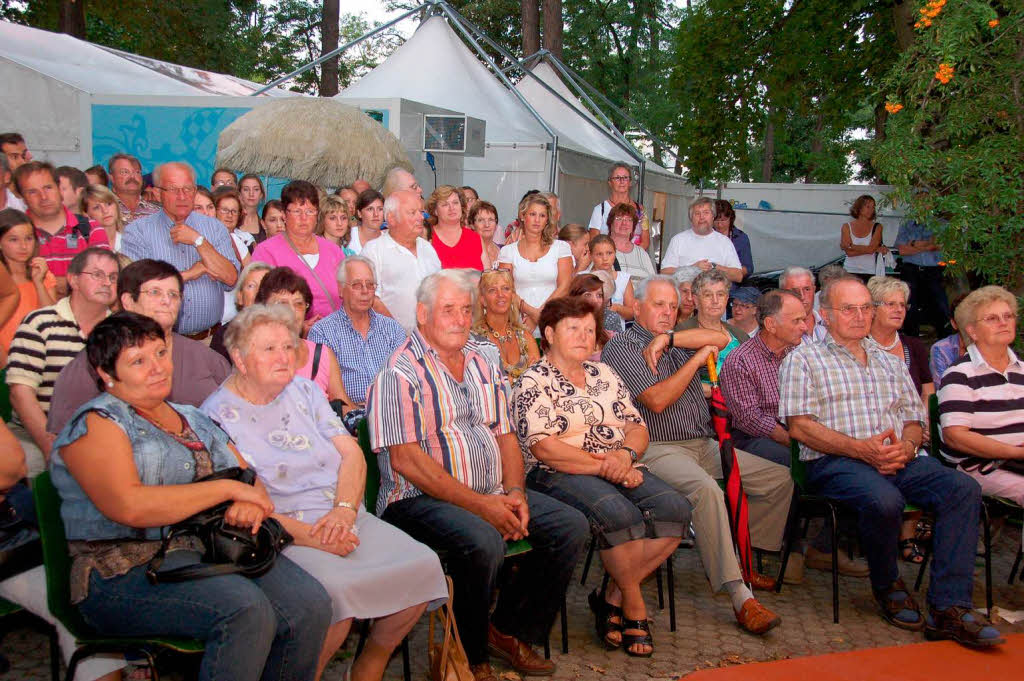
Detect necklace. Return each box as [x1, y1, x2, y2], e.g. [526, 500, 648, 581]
[870, 333, 900, 351]
[485, 319, 515, 344]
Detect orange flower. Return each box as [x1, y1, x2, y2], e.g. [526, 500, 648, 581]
[989, 19, 1000, 28]
[884, 102, 903, 114]
[935, 62, 954, 84]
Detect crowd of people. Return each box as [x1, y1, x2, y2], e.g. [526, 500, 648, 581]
[0, 133, 1016, 681]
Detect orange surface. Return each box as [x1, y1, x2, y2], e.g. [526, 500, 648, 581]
[682, 634, 1024, 680]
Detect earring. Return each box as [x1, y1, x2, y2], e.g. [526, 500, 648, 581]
[106, 381, 114, 388]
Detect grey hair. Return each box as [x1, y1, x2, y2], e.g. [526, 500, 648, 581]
[231, 261, 272, 308]
[416, 269, 478, 311]
[382, 192, 402, 222]
[688, 196, 714, 220]
[337, 254, 376, 287]
[691, 269, 731, 296]
[866, 275, 910, 304]
[820, 275, 865, 309]
[223, 303, 300, 359]
[634, 274, 678, 304]
[778, 265, 813, 289]
[671, 266, 702, 286]
[756, 289, 801, 328]
[590, 269, 616, 300]
[607, 163, 632, 181]
[817, 264, 847, 289]
[152, 161, 196, 187]
[382, 166, 413, 197]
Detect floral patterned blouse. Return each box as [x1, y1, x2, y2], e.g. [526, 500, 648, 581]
[512, 359, 645, 473]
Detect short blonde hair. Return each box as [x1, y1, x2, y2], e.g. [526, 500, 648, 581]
[866, 275, 910, 304]
[223, 303, 299, 359]
[955, 285, 1019, 333]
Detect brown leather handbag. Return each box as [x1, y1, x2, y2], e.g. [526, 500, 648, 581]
[428, 576, 475, 681]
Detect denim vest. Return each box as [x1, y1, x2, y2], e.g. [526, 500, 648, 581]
[50, 393, 238, 542]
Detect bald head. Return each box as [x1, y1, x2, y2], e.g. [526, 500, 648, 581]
[383, 167, 421, 199]
[351, 179, 371, 195]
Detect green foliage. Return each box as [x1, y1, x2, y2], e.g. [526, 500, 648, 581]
[873, 1, 1023, 285]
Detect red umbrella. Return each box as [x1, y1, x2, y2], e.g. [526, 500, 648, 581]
[706, 355, 754, 584]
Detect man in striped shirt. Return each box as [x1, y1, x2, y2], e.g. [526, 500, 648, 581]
[367, 270, 587, 680]
[780, 276, 1002, 647]
[5, 247, 117, 477]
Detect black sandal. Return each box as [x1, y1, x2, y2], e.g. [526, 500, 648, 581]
[915, 518, 934, 544]
[900, 538, 925, 564]
[587, 588, 622, 650]
[620, 618, 654, 658]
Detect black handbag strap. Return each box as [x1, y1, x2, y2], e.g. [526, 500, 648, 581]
[311, 342, 323, 379]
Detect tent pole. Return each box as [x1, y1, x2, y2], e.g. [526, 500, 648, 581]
[251, 3, 428, 95]
[538, 55, 619, 134]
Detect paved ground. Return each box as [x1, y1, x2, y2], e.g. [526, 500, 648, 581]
[2, 527, 1022, 680]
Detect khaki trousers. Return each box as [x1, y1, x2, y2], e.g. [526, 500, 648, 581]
[645, 438, 792, 591]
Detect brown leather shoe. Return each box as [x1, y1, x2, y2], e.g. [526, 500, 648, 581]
[734, 598, 781, 635]
[487, 625, 555, 676]
[750, 571, 777, 591]
[471, 663, 497, 681]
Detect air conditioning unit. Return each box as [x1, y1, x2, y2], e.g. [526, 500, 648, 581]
[423, 115, 485, 156]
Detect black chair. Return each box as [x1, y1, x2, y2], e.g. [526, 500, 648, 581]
[579, 534, 677, 632]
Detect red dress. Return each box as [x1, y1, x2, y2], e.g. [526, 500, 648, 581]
[432, 227, 484, 270]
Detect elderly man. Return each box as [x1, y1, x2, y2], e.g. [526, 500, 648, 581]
[367, 270, 588, 681]
[660, 198, 743, 282]
[210, 168, 237, 189]
[381, 167, 422, 200]
[307, 255, 407, 406]
[361, 190, 441, 332]
[108, 153, 160, 224]
[5, 247, 117, 476]
[46, 259, 230, 435]
[121, 162, 240, 342]
[15, 161, 110, 297]
[0, 155, 25, 211]
[602, 275, 791, 635]
[779, 276, 1002, 647]
[779, 265, 828, 344]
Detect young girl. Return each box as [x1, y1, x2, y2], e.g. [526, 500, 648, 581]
[316, 195, 355, 256]
[0, 209, 56, 353]
[588, 234, 635, 320]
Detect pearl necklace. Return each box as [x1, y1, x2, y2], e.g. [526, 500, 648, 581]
[871, 333, 900, 351]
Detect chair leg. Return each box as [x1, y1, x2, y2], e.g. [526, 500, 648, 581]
[401, 637, 411, 681]
[560, 598, 568, 654]
[775, 490, 801, 594]
[543, 633, 550, 660]
[354, 618, 370, 657]
[48, 627, 60, 681]
[655, 565, 664, 610]
[914, 543, 931, 592]
[983, 509, 993, 617]
[1009, 550, 1023, 585]
[828, 505, 839, 624]
[667, 554, 676, 633]
[580, 539, 595, 586]
[756, 549, 764, 576]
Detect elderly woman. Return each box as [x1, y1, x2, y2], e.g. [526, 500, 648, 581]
[261, 200, 286, 239]
[677, 269, 749, 383]
[866, 275, 935, 563]
[51, 312, 330, 681]
[568, 273, 623, 349]
[470, 269, 538, 382]
[497, 194, 573, 334]
[351, 189, 385, 254]
[671, 266, 701, 325]
[939, 285, 1024, 507]
[726, 287, 760, 336]
[237, 174, 266, 241]
[317, 195, 355, 256]
[469, 200, 501, 266]
[513, 296, 689, 658]
[605, 203, 656, 281]
[79, 185, 125, 252]
[427, 185, 488, 270]
[251, 180, 345, 320]
[203, 304, 446, 681]
[840, 194, 888, 282]
[712, 200, 753, 284]
[213, 188, 252, 264]
[213, 261, 271, 357]
[558, 223, 591, 275]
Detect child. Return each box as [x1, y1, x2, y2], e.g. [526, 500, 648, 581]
[588, 234, 635, 320]
[0, 209, 57, 353]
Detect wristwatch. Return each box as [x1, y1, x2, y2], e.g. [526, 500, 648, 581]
[906, 439, 920, 456]
[664, 331, 674, 349]
[193, 235, 205, 248]
[711, 262, 717, 269]
[622, 446, 640, 464]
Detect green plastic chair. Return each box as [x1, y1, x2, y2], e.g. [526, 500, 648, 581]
[32, 472, 203, 681]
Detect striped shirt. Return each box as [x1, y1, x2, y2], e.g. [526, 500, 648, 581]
[5, 297, 99, 422]
[115, 195, 161, 225]
[601, 323, 714, 442]
[779, 333, 925, 461]
[937, 344, 1024, 464]
[366, 330, 511, 514]
[121, 210, 240, 335]
[720, 334, 791, 440]
[32, 207, 110, 278]
[307, 305, 407, 404]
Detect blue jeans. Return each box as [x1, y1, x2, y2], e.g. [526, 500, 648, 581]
[806, 455, 981, 609]
[527, 467, 690, 549]
[78, 551, 331, 681]
[382, 490, 588, 665]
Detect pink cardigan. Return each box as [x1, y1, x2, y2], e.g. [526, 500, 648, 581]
[251, 234, 344, 319]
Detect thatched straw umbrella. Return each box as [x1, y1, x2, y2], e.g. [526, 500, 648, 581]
[215, 98, 413, 189]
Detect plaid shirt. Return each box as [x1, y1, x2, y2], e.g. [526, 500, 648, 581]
[720, 334, 790, 440]
[366, 330, 511, 514]
[778, 333, 925, 461]
[116, 195, 161, 225]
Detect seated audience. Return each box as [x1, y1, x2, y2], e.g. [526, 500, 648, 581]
[79, 185, 126, 253]
[351, 189, 385, 253]
[677, 269, 749, 384]
[589, 270, 627, 334]
[317, 195, 355, 256]
[671, 266, 700, 324]
[779, 276, 1002, 646]
[469, 201, 501, 266]
[251, 180, 344, 321]
[51, 312, 331, 680]
[6, 247, 117, 476]
[939, 285, 1024, 508]
[367, 270, 588, 680]
[211, 261, 271, 359]
[661, 198, 742, 282]
[108, 154, 159, 225]
[471, 269, 539, 381]
[428, 185, 488, 270]
[602, 276, 790, 634]
[47, 259, 230, 435]
[514, 296, 688, 656]
[0, 209, 56, 354]
[203, 304, 447, 681]
[930, 293, 969, 389]
[726, 286, 760, 336]
[780, 265, 828, 343]
[567, 273, 617, 357]
[589, 235, 635, 321]
[56, 167, 88, 212]
[712, 200, 753, 285]
[558, 223, 591, 275]
[604, 204, 656, 281]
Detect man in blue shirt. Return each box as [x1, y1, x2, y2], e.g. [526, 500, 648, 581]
[121, 162, 239, 340]
[894, 220, 951, 337]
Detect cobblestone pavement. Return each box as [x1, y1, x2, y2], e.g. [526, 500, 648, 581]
[3, 530, 1022, 680]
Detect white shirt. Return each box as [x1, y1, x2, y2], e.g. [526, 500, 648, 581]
[362, 232, 441, 332]
[661, 229, 741, 270]
[588, 201, 615, 234]
[497, 240, 572, 311]
[4, 188, 25, 211]
[801, 309, 829, 345]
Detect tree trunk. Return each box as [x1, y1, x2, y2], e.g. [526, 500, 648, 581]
[522, 0, 540, 56]
[320, 0, 340, 97]
[805, 111, 825, 183]
[542, 0, 563, 59]
[59, 0, 87, 38]
[892, 0, 917, 51]
[761, 111, 775, 182]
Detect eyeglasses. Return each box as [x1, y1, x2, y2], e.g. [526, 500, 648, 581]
[877, 301, 907, 311]
[610, 176, 631, 182]
[114, 169, 141, 177]
[217, 208, 240, 216]
[826, 304, 874, 317]
[978, 312, 1016, 325]
[140, 288, 182, 302]
[272, 299, 309, 312]
[81, 270, 118, 284]
[286, 209, 318, 218]
[612, 216, 634, 224]
[159, 185, 197, 197]
[346, 281, 377, 292]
